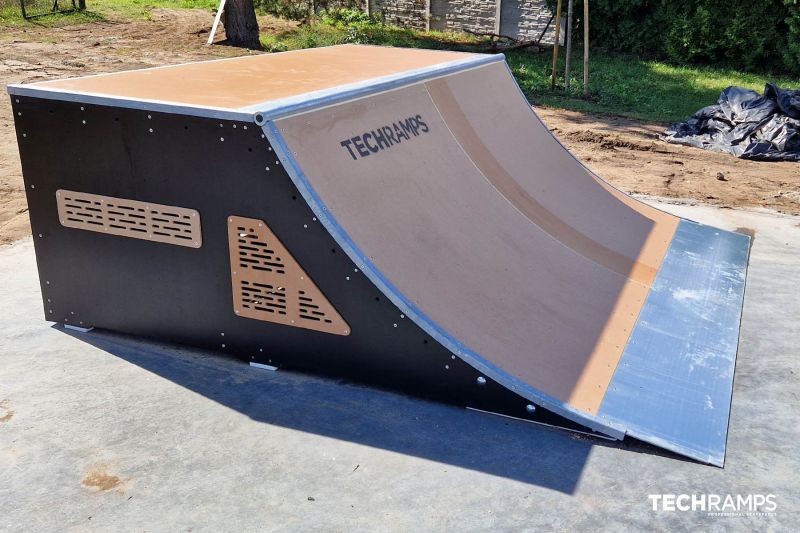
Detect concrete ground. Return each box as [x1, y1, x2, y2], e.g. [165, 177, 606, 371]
[1, 200, 798, 532]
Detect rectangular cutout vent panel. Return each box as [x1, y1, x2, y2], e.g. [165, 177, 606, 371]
[228, 215, 350, 336]
[56, 190, 202, 248]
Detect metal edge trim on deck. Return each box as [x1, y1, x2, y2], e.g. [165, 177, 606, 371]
[7, 85, 255, 122]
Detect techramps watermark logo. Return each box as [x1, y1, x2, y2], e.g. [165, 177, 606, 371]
[648, 494, 777, 517]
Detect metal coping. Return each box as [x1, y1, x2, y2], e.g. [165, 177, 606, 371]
[7, 52, 504, 124]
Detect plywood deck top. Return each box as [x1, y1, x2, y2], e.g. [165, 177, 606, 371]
[23, 45, 480, 112]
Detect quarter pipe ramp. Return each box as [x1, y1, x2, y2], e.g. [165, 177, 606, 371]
[9, 45, 749, 466]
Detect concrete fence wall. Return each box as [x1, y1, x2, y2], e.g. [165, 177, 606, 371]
[368, 0, 558, 44]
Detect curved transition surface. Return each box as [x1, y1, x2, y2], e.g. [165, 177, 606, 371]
[265, 53, 749, 466]
[270, 62, 678, 415]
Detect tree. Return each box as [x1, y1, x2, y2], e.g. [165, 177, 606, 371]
[223, 0, 262, 49]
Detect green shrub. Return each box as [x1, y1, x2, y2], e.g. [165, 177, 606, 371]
[784, 1, 800, 73]
[549, 0, 800, 76]
[320, 7, 374, 26]
[254, 0, 309, 21]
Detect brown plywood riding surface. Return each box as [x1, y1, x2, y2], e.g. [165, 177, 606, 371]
[425, 64, 678, 284]
[32, 45, 476, 111]
[274, 65, 680, 414]
[424, 64, 679, 410]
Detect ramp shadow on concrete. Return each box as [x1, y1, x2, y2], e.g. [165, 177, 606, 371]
[60, 326, 688, 494]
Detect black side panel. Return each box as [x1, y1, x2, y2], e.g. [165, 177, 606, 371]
[11, 96, 589, 431]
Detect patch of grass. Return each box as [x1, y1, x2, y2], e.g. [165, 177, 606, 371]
[506, 50, 800, 123]
[260, 9, 800, 124]
[89, 0, 219, 19]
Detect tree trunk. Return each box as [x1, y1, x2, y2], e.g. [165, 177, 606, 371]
[223, 0, 261, 50]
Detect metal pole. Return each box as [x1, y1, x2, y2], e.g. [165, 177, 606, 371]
[550, 0, 563, 89]
[583, 0, 589, 96]
[564, 0, 573, 91]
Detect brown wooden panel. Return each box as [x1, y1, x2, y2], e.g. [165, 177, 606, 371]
[56, 189, 201, 248]
[33, 45, 476, 111]
[228, 215, 350, 336]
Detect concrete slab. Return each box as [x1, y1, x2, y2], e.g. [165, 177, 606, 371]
[1, 200, 798, 531]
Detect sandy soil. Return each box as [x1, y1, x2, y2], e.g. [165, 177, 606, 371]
[537, 108, 800, 216]
[1, 9, 798, 244]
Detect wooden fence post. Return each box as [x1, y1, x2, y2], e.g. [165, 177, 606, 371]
[550, 0, 563, 89]
[583, 0, 589, 95]
[564, 0, 573, 91]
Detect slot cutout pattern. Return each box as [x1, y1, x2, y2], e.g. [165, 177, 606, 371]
[56, 189, 201, 248]
[228, 215, 350, 336]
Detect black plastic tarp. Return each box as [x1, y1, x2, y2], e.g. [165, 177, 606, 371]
[663, 84, 800, 161]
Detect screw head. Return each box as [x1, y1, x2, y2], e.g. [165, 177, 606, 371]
[476, 376, 487, 386]
[526, 404, 536, 414]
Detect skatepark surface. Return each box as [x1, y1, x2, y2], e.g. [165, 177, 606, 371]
[1, 199, 797, 531]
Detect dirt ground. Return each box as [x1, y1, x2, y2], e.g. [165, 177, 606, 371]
[1, 8, 798, 244]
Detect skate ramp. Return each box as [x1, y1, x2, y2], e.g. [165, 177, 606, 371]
[9, 44, 749, 466]
[262, 55, 748, 465]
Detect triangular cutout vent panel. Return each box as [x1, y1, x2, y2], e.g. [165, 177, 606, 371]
[228, 215, 350, 336]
